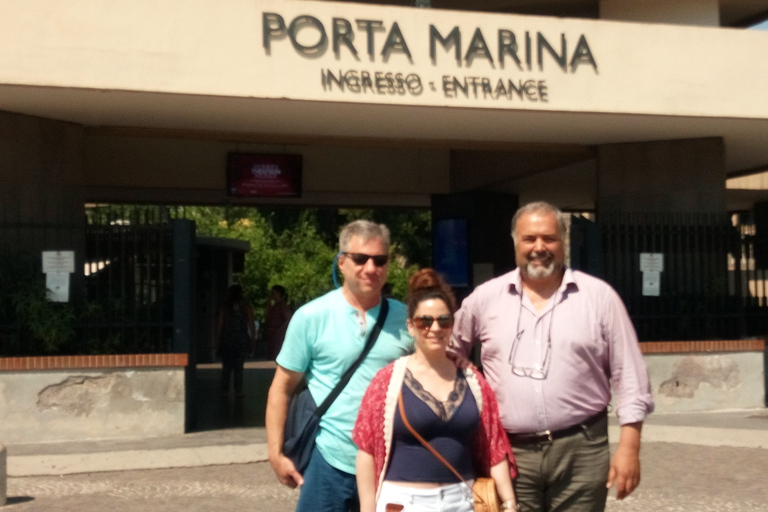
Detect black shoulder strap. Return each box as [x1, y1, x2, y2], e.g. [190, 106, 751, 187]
[315, 298, 390, 417]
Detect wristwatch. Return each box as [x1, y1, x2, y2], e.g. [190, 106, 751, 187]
[500, 501, 520, 511]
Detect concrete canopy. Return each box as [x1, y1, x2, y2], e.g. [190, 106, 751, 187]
[1, 86, 766, 210]
[1, 0, 768, 210]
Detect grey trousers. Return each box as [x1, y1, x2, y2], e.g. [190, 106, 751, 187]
[511, 415, 610, 512]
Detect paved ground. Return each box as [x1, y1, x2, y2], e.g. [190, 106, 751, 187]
[5, 462, 296, 512]
[604, 442, 768, 511]
[6, 440, 768, 511]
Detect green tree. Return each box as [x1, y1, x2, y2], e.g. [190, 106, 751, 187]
[72, 204, 429, 354]
[338, 209, 431, 266]
[188, 206, 429, 318]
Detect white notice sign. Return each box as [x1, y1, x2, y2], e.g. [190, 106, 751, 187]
[42, 251, 75, 274]
[46, 273, 70, 302]
[639, 253, 664, 273]
[642, 271, 661, 297]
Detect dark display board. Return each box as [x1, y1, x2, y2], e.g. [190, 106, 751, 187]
[227, 153, 302, 197]
[434, 218, 469, 287]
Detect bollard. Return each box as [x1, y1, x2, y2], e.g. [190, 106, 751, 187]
[0, 443, 5, 506]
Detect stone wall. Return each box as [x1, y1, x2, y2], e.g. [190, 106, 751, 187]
[640, 340, 765, 413]
[0, 355, 187, 443]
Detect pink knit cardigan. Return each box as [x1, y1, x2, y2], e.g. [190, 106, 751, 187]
[352, 356, 517, 499]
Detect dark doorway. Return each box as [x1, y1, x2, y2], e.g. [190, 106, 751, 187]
[192, 361, 276, 430]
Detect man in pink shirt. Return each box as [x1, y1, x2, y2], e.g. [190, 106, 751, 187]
[450, 201, 653, 512]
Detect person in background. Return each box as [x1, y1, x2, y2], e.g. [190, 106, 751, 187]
[265, 284, 293, 360]
[265, 220, 413, 512]
[216, 284, 256, 398]
[353, 269, 517, 512]
[450, 201, 654, 512]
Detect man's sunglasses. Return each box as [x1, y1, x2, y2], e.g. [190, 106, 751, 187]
[342, 252, 389, 267]
[412, 315, 454, 330]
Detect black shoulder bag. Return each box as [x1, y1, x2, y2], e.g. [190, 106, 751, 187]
[282, 298, 389, 474]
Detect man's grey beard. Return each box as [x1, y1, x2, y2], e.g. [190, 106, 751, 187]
[526, 261, 556, 279]
[524, 251, 559, 279]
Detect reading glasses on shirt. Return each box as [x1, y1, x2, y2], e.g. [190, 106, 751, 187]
[412, 314, 454, 330]
[342, 252, 389, 267]
[508, 296, 556, 380]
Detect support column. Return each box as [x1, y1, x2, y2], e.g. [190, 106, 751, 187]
[431, 191, 518, 296]
[0, 112, 85, 297]
[173, 219, 197, 432]
[597, 137, 726, 216]
[595, 137, 740, 341]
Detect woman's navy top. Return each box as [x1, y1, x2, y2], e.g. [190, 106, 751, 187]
[384, 369, 479, 483]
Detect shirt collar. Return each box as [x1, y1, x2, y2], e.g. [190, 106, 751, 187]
[508, 268, 523, 295]
[337, 288, 383, 317]
[561, 267, 578, 294]
[508, 266, 579, 297]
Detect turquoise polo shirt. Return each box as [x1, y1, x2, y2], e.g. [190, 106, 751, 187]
[277, 289, 412, 474]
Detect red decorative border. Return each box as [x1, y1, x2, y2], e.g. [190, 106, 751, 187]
[1, 341, 762, 369]
[640, 339, 765, 354]
[0, 353, 188, 371]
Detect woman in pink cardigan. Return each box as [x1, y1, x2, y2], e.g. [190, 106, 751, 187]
[353, 269, 518, 512]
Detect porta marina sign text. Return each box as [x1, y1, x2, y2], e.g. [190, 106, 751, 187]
[262, 11, 598, 103]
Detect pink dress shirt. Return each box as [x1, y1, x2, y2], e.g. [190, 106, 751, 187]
[450, 268, 654, 434]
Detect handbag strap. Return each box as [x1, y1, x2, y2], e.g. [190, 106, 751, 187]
[315, 298, 390, 417]
[397, 389, 470, 487]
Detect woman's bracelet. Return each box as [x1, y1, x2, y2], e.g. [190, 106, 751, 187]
[500, 501, 519, 511]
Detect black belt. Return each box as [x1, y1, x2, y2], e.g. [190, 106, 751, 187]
[507, 409, 607, 445]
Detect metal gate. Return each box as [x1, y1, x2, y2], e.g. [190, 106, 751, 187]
[572, 212, 768, 341]
[1, 205, 194, 356]
[83, 208, 176, 353]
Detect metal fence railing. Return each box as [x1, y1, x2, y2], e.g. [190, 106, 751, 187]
[731, 212, 768, 337]
[594, 212, 767, 341]
[6, 204, 768, 353]
[0, 214, 85, 355]
[83, 220, 175, 354]
[1, 205, 181, 355]
[82, 205, 187, 354]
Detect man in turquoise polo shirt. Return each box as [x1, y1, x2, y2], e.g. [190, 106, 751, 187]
[266, 220, 412, 512]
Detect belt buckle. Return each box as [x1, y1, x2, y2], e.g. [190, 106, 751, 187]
[545, 430, 553, 442]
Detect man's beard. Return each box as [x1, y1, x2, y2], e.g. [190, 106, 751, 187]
[524, 251, 560, 279]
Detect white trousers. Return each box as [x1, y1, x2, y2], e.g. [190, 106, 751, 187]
[376, 482, 474, 512]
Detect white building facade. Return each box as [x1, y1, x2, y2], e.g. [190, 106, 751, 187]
[1, 0, 768, 339]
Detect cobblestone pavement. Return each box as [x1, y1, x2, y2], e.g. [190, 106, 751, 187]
[5, 462, 297, 512]
[6, 442, 768, 511]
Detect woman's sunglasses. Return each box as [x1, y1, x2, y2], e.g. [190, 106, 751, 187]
[412, 315, 454, 330]
[342, 252, 389, 267]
